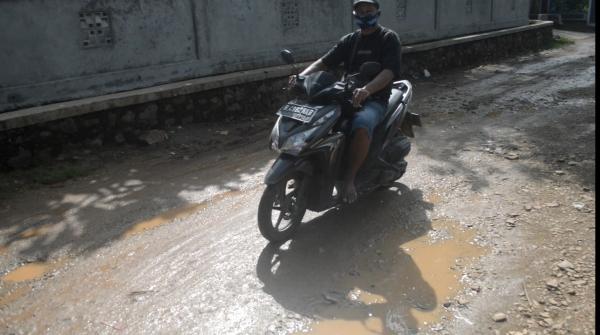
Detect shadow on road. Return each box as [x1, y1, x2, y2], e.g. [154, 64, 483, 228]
[0, 145, 274, 263]
[256, 183, 436, 334]
[411, 42, 595, 192]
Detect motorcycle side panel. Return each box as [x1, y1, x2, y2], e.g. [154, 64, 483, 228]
[264, 156, 313, 185]
[305, 133, 345, 212]
[383, 136, 411, 163]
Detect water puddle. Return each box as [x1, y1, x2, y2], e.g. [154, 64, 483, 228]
[297, 218, 486, 335]
[123, 190, 241, 237]
[2, 263, 49, 282]
[401, 219, 484, 326]
[18, 223, 54, 239]
[1, 257, 68, 284]
[123, 203, 209, 237]
[347, 287, 388, 306]
[306, 317, 384, 335]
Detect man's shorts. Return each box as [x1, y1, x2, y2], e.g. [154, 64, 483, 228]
[351, 100, 387, 139]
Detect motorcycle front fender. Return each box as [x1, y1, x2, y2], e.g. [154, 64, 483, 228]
[264, 155, 314, 185]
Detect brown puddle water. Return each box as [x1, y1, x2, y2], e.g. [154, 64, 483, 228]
[1, 257, 69, 284]
[123, 190, 242, 237]
[18, 223, 54, 239]
[297, 218, 486, 335]
[2, 263, 49, 282]
[123, 203, 209, 237]
[305, 318, 385, 335]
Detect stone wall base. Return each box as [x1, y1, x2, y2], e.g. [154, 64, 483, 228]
[402, 24, 553, 74]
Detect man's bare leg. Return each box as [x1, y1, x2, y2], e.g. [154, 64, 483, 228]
[343, 128, 370, 203]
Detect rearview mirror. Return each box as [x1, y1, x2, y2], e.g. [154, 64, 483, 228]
[359, 62, 382, 78]
[280, 49, 295, 65]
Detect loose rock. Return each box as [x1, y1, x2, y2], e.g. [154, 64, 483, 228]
[492, 313, 507, 322]
[557, 260, 575, 270]
[139, 130, 169, 145]
[322, 292, 341, 304]
[114, 133, 126, 144]
[546, 279, 560, 290]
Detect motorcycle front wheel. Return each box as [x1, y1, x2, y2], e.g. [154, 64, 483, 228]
[258, 177, 307, 243]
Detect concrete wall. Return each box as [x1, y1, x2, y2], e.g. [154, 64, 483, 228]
[0, 0, 529, 113]
[0, 23, 554, 170]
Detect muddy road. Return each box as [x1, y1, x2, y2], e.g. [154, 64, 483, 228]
[0, 30, 595, 335]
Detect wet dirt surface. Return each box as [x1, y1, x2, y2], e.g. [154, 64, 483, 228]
[0, 30, 595, 334]
[293, 218, 485, 335]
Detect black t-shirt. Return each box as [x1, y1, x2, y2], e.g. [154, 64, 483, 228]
[320, 25, 402, 104]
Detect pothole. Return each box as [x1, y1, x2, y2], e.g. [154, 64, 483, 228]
[297, 218, 487, 335]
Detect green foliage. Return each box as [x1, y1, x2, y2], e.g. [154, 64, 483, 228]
[0, 162, 98, 194]
[552, 0, 588, 12]
[549, 35, 576, 48]
[28, 164, 95, 185]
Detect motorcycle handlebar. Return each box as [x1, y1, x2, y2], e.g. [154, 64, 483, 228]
[284, 73, 364, 113]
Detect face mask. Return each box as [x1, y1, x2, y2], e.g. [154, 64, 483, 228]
[353, 11, 380, 29]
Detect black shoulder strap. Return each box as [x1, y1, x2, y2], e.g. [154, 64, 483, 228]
[344, 30, 361, 79]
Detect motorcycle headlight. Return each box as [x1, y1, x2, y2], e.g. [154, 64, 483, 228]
[272, 110, 336, 155]
[280, 126, 319, 156]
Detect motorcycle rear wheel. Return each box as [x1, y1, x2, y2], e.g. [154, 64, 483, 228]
[258, 177, 307, 243]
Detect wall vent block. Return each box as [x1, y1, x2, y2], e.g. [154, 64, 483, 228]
[281, 0, 299, 32]
[79, 10, 113, 49]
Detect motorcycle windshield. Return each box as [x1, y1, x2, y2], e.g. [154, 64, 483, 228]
[303, 71, 337, 98]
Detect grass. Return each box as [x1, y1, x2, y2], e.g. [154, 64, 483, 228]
[29, 164, 96, 185]
[549, 35, 576, 48]
[0, 162, 99, 194]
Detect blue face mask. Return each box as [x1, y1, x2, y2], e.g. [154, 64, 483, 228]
[353, 11, 380, 29]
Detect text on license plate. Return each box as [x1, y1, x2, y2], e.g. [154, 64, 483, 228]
[278, 104, 318, 122]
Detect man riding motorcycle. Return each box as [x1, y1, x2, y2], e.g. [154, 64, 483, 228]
[290, 0, 402, 203]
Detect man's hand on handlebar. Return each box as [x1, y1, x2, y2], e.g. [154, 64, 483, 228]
[352, 87, 371, 108]
[287, 75, 297, 89]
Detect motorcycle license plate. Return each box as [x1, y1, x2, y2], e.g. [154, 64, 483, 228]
[278, 103, 318, 123]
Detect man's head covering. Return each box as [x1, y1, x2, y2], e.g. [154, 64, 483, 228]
[353, 0, 380, 9]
